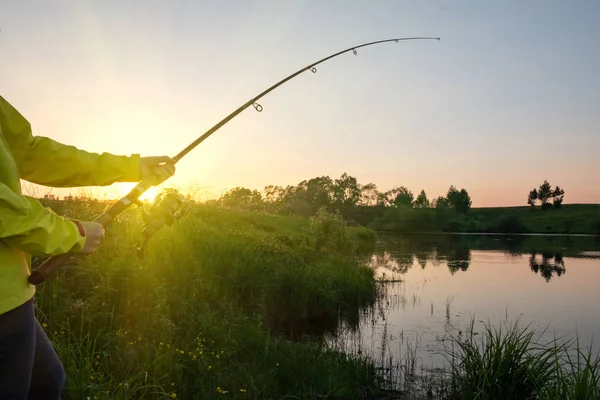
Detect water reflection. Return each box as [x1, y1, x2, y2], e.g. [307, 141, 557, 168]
[332, 233, 600, 393]
[529, 251, 566, 281]
[371, 234, 600, 282]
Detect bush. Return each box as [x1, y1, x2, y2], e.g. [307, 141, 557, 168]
[486, 214, 527, 234]
[443, 215, 480, 233]
[309, 206, 358, 254]
[593, 218, 600, 236]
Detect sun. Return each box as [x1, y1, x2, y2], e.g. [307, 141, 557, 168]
[115, 183, 160, 203]
[139, 187, 160, 202]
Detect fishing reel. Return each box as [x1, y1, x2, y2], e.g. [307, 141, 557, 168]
[134, 188, 191, 258]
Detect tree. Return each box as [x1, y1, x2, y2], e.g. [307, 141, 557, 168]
[527, 189, 538, 207]
[332, 173, 361, 206]
[220, 187, 262, 209]
[359, 183, 380, 206]
[553, 186, 565, 208]
[413, 189, 430, 208]
[264, 185, 285, 203]
[433, 196, 449, 209]
[526, 180, 566, 209]
[446, 185, 472, 214]
[305, 176, 335, 208]
[392, 186, 414, 207]
[537, 180, 553, 209]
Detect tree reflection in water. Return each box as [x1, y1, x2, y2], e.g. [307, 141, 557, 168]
[369, 234, 600, 282]
[529, 251, 566, 282]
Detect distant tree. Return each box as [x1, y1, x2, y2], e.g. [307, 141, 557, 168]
[527, 189, 538, 207]
[263, 185, 285, 203]
[359, 183, 380, 206]
[376, 191, 391, 207]
[527, 180, 566, 210]
[537, 180, 553, 209]
[413, 189, 430, 208]
[333, 173, 361, 206]
[433, 196, 449, 209]
[220, 187, 262, 209]
[305, 176, 335, 208]
[446, 185, 472, 214]
[553, 186, 565, 209]
[392, 186, 414, 207]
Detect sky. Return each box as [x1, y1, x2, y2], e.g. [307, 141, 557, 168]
[1, 0, 599, 206]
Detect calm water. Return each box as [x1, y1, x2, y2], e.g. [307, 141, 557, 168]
[332, 233, 600, 379]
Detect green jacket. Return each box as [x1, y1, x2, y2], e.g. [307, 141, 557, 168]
[0, 95, 141, 315]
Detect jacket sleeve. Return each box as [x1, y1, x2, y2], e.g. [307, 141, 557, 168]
[0, 95, 140, 187]
[0, 182, 87, 257]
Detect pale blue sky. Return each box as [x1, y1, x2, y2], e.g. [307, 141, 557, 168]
[1, 0, 599, 206]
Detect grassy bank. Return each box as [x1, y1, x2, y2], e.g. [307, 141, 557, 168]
[443, 319, 600, 400]
[364, 204, 600, 235]
[34, 197, 380, 399]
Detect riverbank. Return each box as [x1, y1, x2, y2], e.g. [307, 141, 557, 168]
[348, 203, 600, 235]
[34, 198, 382, 399]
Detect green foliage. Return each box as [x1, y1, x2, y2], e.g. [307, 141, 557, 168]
[446, 320, 559, 400]
[391, 186, 414, 208]
[553, 186, 565, 208]
[413, 189, 430, 208]
[309, 206, 358, 254]
[359, 183, 379, 206]
[446, 185, 472, 214]
[594, 218, 600, 235]
[219, 186, 263, 210]
[538, 180, 554, 208]
[528, 180, 566, 210]
[33, 198, 380, 400]
[446, 319, 600, 400]
[484, 214, 527, 234]
[442, 215, 479, 233]
[434, 195, 450, 209]
[527, 188, 537, 207]
[333, 173, 362, 206]
[373, 207, 437, 233]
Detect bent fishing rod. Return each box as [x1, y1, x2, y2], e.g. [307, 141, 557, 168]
[28, 36, 440, 285]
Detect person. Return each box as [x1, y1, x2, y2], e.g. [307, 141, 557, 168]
[0, 94, 176, 399]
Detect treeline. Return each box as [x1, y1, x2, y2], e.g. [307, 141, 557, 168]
[214, 172, 471, 215]
[213, 173, 600, 235]
[210, 172, 482, 232]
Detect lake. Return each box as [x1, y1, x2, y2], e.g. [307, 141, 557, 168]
[330, 233, 600, 389]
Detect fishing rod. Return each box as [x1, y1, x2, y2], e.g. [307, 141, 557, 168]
[28, 36, 440, 285]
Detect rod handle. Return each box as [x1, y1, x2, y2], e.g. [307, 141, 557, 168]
[27, 211, 113, 286]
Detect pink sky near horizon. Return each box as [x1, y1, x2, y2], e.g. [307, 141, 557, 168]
[1, 1, 599, 207]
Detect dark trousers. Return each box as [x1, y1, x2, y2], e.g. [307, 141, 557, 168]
[0, 299, 64, 400]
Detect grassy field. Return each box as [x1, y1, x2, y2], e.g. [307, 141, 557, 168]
[363, 203, 600, 235]
[469, 203, 600, 234]
[34, 197, 381, 400]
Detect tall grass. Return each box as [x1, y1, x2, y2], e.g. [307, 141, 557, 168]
[444, 318, 600, 400]
[33, 197, 380, 399]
